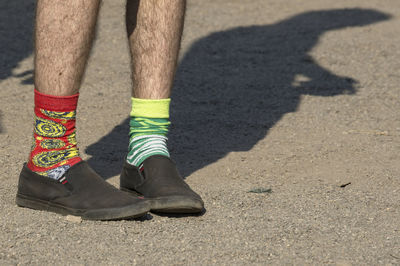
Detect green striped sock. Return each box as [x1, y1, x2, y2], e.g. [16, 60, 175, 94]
[126, 98, 171, 167]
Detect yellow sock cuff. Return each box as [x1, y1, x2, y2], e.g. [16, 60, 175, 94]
[130, 97, 170, 118]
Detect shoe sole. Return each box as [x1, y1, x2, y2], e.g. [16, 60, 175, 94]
[16, 193, 150, 221]
[120, 188, 204, 214]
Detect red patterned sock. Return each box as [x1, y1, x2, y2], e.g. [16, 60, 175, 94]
[27, 89, 82, 181]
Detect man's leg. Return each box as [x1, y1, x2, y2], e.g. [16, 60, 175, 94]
[120, 0, 204, 213]
[125, 0, 185, 166]
[16, 0, 150, 220]
[126, 0, 184, 99]
[35, 0, 100, 96]
[29, 0, 101, 178]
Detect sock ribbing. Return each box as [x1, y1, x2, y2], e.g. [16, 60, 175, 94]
[130, 97, 170, 118]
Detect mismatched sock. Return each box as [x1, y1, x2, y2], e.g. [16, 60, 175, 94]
[27, 89, 82, 181]
[126, 97, 171, 167]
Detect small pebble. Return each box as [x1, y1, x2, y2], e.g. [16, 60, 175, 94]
[65, 215, 82, 223]
[248, 187, 272, 193]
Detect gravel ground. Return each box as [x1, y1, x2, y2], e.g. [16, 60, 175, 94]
[0, 0, 399, 264]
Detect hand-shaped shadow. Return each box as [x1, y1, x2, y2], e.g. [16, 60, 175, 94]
[86, 8, 390, 179]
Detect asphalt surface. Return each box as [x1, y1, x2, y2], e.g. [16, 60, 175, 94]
[0, 0, 399, 264]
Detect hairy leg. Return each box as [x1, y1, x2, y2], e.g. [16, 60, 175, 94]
[125, 0, 186, 167]
[122, 1, 203, 213]
[28, 0, 101, 178]
[18, 0, 151, 221]
[126, 0, 186, 99]
[34, 0, 101, 96]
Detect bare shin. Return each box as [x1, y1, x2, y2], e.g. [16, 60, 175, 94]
[34, 0, 101, 96]
[126, 0, 186, 99]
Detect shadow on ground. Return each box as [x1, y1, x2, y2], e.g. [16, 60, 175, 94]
[0, 0, 35, 134]
[85, 8, 390, 179]
[0, 111, 3, 133]
[0, 0, 35, 84]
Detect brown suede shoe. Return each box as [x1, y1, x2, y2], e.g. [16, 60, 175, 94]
[16, 161, 150, 220]
[120, 155, 204, 214]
